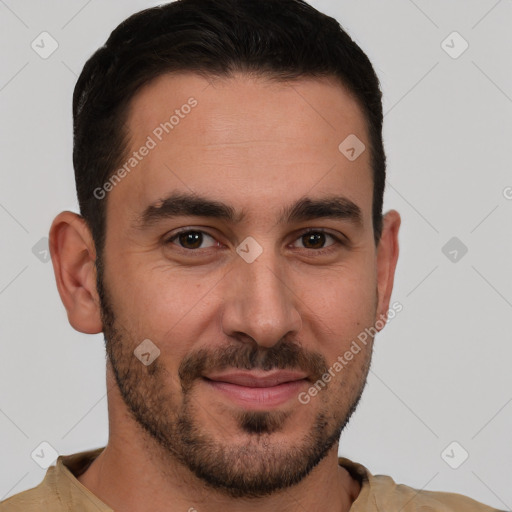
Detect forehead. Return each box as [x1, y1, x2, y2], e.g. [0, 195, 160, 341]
[128, 72, 368, 151]
[109, 72, 373, 227]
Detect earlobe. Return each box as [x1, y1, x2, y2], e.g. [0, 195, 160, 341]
[49, 211, 103, 334]
[375, 210, 401, 327]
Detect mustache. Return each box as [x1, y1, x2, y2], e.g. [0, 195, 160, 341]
[178, 340, 328, 392]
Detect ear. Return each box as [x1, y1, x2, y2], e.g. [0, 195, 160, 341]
[49, 211, 103, 334]
[375, 209, 401, 327]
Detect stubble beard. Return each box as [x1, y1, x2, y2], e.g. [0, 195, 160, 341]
[96, 261, 373, 498]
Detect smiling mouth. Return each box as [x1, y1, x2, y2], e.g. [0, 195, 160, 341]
[201, 370, 309, 408]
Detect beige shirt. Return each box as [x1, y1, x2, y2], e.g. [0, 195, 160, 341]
[0, 447, 503, 511]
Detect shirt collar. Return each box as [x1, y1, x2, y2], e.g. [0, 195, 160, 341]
[57, 448, 376, 511]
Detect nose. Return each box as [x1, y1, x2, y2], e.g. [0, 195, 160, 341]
[220, 248, 302, 348]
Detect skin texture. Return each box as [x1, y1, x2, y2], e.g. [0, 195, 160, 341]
[49, 72, 400, 512]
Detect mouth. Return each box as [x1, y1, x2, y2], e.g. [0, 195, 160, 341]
[201, 370, 309, 408]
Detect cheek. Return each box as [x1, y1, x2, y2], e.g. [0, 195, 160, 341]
[298, 262, 377, 360]
[110, 264, 219, 345]
[302, 257, 376, 317]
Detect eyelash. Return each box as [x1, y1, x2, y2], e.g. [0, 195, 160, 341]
[164, 228, 346, 256]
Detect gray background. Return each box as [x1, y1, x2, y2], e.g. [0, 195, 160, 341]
[1, 0, 511, 508]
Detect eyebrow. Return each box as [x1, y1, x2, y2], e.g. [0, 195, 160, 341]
[134, 191, 363, 229]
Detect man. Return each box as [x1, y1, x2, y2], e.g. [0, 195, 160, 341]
[0, 0, 503, 511]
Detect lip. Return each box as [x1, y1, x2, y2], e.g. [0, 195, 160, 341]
[203, 370, 309, 387]
[202, 370, 309, 408]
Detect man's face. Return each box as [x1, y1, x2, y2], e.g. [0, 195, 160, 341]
[99, 73, 380, 497]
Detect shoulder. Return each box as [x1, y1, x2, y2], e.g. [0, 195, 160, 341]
[371, 473, 504, 511]
[0, 467, 61, 511]
[1, 448, 107, 512]
[338, 457, 504, 512]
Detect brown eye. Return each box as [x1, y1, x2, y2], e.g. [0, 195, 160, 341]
[167, 230, 218, 250]
[302, 232, 327, 249]
[293, 230, 340, 250]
